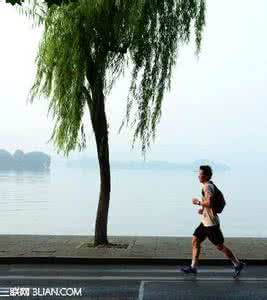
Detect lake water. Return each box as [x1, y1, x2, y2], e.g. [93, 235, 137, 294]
[0, 166, 265, 237]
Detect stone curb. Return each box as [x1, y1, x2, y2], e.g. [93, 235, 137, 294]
[0, 257, 266, 265]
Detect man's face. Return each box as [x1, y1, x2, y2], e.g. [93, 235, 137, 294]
[198, 169, 208, 183]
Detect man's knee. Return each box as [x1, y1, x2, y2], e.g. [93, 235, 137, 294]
[216, 243, 225, 251]
[192, 236, 201, 248]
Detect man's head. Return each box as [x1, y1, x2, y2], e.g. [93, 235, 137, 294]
[198, 165, 212, 183]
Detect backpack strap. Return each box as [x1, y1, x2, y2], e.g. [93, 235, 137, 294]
[202, 181, 217, 212]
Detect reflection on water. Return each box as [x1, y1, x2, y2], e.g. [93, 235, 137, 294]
[0, 167, 266, 237]
[0, 170, 51, 184]
[0, 171, 50, 218]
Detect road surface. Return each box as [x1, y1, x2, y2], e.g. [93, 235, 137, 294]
[0, 263, 266, 299]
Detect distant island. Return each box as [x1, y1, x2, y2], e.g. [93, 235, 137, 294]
[65, 157, 230, 171]
[192, 159, 230, 171]
[0, 149, 51, 171]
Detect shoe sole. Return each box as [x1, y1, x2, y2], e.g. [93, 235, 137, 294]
[181, 270, 197, 275]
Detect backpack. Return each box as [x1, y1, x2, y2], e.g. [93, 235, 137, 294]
[201, 181, 226, 214]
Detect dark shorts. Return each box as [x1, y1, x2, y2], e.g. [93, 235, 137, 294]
[193, 223, 224, 246]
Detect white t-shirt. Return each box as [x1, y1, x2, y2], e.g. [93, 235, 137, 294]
[200, 181, 220, 227]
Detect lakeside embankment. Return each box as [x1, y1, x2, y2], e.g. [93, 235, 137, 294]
[0, 235, 266, 264]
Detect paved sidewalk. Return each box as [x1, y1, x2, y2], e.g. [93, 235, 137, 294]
[0, 235, 266, 264]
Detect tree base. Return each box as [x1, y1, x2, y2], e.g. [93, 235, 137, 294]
[86, 241, 128, 249]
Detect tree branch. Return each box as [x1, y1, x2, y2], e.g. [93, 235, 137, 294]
[5, 0, 77, 6]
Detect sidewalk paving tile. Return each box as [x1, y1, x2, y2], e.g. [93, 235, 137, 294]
[0, 235, 266, 262]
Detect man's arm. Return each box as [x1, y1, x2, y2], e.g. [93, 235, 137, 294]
[192, 184, 213, 208]
[199, 184, 213, 208]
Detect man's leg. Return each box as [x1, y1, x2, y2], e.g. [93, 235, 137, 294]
[208, 225, 245, 277]
[216, 244, 240, 266]
[191, 235, 202, 269]
[181, 235, 201, 274]
[216, 243, 245, 278]
[181, 224, 206, 274]
[206, 225, 240, 266]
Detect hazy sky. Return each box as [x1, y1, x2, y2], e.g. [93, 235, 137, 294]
[0, 0, 267, 166]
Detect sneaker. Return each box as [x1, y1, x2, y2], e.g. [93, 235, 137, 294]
[233, 262, 246, 278]
[181, 265, 197, 274]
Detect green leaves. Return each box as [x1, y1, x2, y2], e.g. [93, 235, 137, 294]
[6, 0, 23, 5]
[27, 0, 206, 156]
[5, 0, 77, 6]
[123, 0, 206, 155]
[30, 4, 87, 155]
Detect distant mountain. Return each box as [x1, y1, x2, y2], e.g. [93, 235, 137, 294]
[192, 159, 230, 171]
[0, 149, 51, 171]
[65, 157, 230, 171]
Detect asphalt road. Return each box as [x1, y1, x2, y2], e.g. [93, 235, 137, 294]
[0, 263, 266, 299]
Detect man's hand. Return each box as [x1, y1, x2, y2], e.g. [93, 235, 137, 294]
[192, 198, 200, 205]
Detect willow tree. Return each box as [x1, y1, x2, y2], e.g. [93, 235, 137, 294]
[17, 0, 205, 246]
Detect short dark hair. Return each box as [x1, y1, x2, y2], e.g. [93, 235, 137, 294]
[199, 165, 213, 179]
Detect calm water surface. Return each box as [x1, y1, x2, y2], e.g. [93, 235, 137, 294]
[0, 166, 265, 237]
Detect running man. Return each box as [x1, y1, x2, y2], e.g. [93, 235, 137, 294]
[181, 165, 245, 278]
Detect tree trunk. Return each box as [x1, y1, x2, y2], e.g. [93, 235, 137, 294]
[85, 59, 111, 246]
[93, 105, 111, 246]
